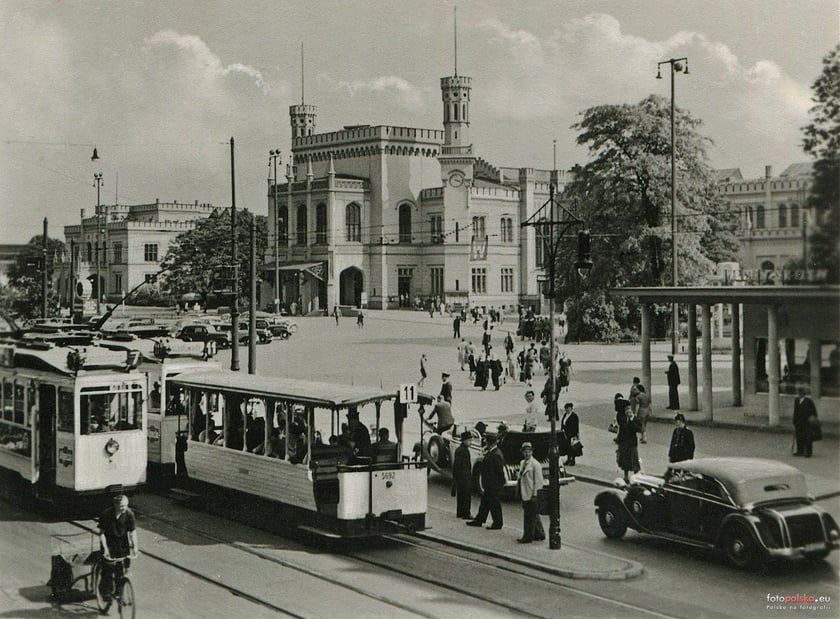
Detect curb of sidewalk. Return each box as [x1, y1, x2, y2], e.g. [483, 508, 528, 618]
[413, 527, 644, 581]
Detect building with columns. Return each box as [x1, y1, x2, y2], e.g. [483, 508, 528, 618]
[54, 199, 223, 309]
[264, 67, 574, 314]
[614, 286, 839, 428]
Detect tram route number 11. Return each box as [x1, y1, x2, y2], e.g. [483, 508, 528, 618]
[398, 383, 417, 404]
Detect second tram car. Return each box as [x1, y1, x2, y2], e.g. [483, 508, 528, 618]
[169, 370, 427, 537]
[0, 341, 147, 503]
[98, 336, 218, 480]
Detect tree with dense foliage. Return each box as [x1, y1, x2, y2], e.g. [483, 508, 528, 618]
[161, 209, 267, 308]
[558, 95, 739, 341]
[2, 235, 66, 320]
[802, 44, 839, 283]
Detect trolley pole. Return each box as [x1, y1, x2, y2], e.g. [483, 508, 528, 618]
[520, 169, 591, 550]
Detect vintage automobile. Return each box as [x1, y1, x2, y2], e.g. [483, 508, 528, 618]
[421, 418, 575, 497]
[594, 457, 840, 569]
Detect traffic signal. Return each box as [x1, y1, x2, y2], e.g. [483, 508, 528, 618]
[575, 229, 593, 276]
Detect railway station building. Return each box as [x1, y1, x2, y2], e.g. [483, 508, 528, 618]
[263, 69, 573, 314]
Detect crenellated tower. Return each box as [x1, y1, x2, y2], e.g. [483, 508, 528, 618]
[290, 103, 317, 139]
[440, 75, 472, 152]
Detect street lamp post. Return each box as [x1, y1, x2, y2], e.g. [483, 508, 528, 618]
[657, 57, 689, 355]
[521, 171, 592, 550]
[93, 172, 103, 314]
[270, 149, 282, 314]
[230, 137, 240, 372]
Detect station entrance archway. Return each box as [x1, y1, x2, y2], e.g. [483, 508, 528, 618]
[339, 267, 363, 307]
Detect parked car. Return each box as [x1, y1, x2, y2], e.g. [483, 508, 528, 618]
[176, 324, 231, 349]
[594, 457, 840, 569]
[216, 321, 273, 344]
[419, 416, 574, 497]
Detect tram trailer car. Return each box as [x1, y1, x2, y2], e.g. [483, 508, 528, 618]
[169, 371, 428, 538]
[0, 342, 147, 507]
[98, 336, 219, 482]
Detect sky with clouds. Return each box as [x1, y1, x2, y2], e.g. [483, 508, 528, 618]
[0, 0, 837, 245]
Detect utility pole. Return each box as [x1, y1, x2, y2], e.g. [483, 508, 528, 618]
[41, 218, 48, 319]
[520, 165, 592, 550]
[249, 214, 257, 374]
[230, 137, 240, 372]
[93, 172, 103, 314]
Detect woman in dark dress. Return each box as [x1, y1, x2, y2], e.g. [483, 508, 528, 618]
[615, 401, 642, 482]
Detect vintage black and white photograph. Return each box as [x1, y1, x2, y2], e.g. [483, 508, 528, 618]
[0, 1, 838, 617]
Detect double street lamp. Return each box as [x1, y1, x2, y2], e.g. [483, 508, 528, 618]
[269, 149, 282, 314]
[657, 57, 689, 355]
[93, 172, 103, 314]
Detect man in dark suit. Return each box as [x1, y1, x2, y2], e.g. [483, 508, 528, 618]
[466, 433, 505, 529]
[666, 355, 681, 410]
[452, 431, 473, 519]
[793, 386, 818, 457]
[439, 373, 453, 404]
[560, 402, 580, 466]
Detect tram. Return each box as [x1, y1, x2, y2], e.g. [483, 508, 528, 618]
[98, 336, 218, 480]
[168, 370, 428, 537]
[0, 341, 147, 503]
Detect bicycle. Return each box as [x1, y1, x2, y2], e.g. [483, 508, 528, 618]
[93, 555, 136, 618]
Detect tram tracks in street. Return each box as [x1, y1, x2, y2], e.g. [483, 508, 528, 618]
[72, 491, 681, 619]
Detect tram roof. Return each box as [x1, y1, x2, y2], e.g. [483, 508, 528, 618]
[171, 370, 401, 408]
[4, 344, 142, 376]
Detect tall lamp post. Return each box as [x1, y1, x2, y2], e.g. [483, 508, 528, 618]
[657, 57, 689, 355]
[521, 170, 592, 550]
[93, 172, 103, 314]
[269, 149, 282, 314]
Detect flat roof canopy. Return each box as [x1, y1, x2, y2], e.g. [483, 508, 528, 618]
[610, 285, 840, 305]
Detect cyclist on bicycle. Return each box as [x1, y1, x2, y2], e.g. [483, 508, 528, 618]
[98, 494, 139, 607]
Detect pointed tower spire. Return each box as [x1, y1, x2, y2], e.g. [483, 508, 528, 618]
[290, 42, 317, 140]
[328, 153, 335, 177]
[306, 156, 314, 182]
[440, 9, 471, 151]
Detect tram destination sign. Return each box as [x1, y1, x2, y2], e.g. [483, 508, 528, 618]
[398, 383, 417, 404]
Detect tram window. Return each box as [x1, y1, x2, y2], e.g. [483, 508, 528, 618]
[57, 389, 74, 432]
[287, 406, 308, 464]
[80, 388, 142, 434]
[244, 398, 267, 453]
[222, 394, 246, 451]
[0, 422, 31, 456]
[13, 382, 25, 425]
[2, 379, 12, 421]
[205, 393, 224, 445]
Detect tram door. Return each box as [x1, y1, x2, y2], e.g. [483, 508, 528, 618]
[37, 384, 57, 488]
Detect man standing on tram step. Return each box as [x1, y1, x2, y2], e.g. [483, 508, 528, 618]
[439, 372, 453, 404]
[98, 495, 139, 607]
[666, 354, 681, 410]
[466, 433, 504, 529]
[453, 314, 461, 338]
[452, 431, 473, 519]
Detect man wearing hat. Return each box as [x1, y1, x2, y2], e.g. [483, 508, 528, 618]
[560, 402, 580, 466]
[517, 442, 545, 543]
[426, 395, 454, 434]
[439, 373, 453, 404]
[668, 413, 695, 463]
[150, 381, 162, 411]
[467, 432, 505, 529]
[666, 355, 681, 410]
[452, 431, 474, 519]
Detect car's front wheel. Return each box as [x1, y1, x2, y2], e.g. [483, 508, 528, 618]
[721, 522, 760, 569]
[427, 435, 446, 468]
[597, 500, 627, 539]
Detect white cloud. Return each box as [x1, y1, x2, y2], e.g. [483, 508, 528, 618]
[143, 30, 271, 95]
[319, 74, 427, 112]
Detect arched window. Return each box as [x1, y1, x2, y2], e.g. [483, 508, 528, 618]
[761, 260, 775, 271]
[278, 206, 288, 246]
[346, 203, 361, 242]
[535, 218, 549, 267]
[778, 204, 787, 228]
[789, 204, 799, 228]
[86, 242, 93, 262]
[399, 204, 412, 243]
[315, 203, 327, 244]
[755, 205, 765, 229]
[296, 204, 307, 245]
